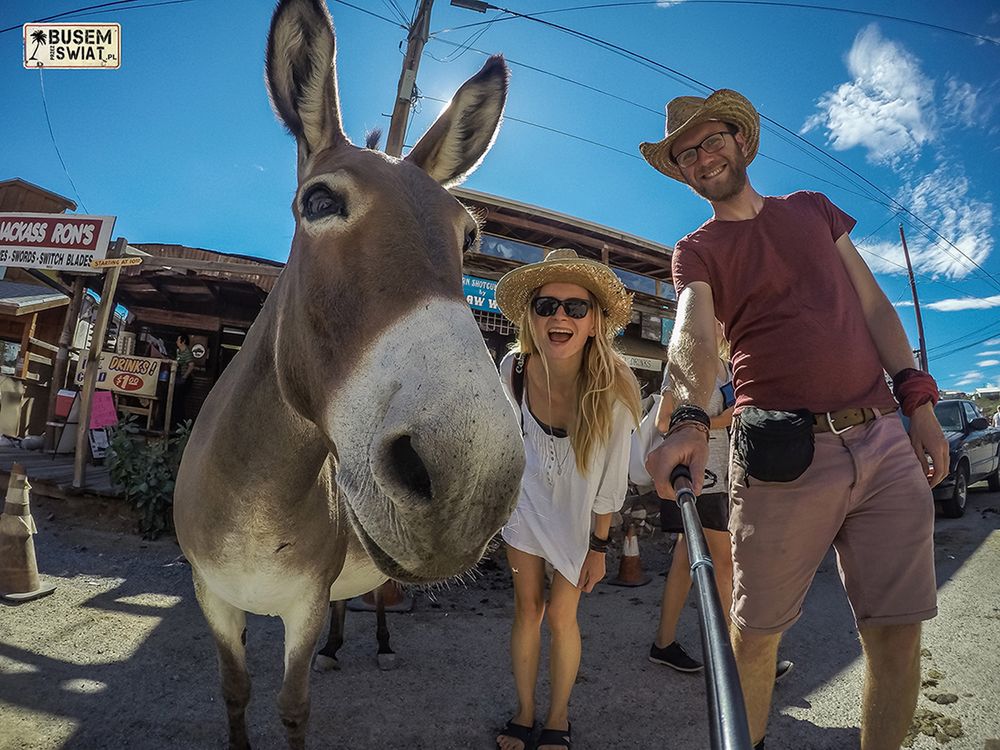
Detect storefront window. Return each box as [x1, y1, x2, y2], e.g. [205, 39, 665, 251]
[615, 268, 656, 295]
[480, 234, 544, 263]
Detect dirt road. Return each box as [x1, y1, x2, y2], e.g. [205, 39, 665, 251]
[1, 488, 998, 749]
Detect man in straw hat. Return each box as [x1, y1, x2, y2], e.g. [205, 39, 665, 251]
[640, 89, 948, 750]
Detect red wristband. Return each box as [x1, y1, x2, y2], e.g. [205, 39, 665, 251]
[892, 368, 939, 417]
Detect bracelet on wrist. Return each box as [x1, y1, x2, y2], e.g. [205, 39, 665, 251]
[667, 420, 710, 441]
[892, 368, 939, 417]
[589, 533, 610, 553]
[669, 404, 711, 431]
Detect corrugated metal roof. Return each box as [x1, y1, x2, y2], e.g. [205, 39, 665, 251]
[0, 279, 69, 315]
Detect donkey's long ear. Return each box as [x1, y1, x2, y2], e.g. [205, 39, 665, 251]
[266, 0, 348, 160]
[405, 55, 509, 187]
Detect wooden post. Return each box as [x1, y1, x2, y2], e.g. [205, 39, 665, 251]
[73, 237, 126, 489]
[44, 276, 86, 452]
[18, 313, 37, 380]
[162, 360, 176, 435]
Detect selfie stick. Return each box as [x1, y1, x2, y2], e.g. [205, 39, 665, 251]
[670, 464, 753, 750]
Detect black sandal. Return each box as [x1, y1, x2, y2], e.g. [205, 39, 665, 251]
[536, 723, 571, 749]
[497, 719, 535, 750]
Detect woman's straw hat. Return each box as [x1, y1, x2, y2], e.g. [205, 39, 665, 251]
[639, 88, 760, 182]
[495, 248, 632, 336]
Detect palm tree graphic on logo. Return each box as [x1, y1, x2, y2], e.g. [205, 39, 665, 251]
[28, 29, 46, 61]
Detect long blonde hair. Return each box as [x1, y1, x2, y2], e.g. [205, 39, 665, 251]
[515, 292, 641, 474]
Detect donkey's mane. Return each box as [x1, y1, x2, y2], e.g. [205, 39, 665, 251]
[364, 128, 382, 151]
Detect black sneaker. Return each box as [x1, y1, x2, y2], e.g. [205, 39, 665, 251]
[775, 659, 794, 682]
[648, 641, 704, 672]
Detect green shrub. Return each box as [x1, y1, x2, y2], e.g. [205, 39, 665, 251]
[109, 418, 191, 539]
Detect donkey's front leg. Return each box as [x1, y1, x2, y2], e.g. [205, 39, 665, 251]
[193, 572, 251, 750]
[278, 588, 330, 749]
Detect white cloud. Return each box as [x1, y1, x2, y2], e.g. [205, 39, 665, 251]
[943, 77, 980, 127]
[893, 300, 914, 307]
[925, 294, 1000, 311]
[857, 164, 993, 279]
[988, 338, 1000, 345]
[956, 371, 984, 386]
[802, 25, 936, 166]
[979, 359, 1000, 367]
[655, 0, 685, 5]
[977, 351, 1000, 356]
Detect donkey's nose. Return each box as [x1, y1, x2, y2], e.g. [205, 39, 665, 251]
[386, 435, 432, 502]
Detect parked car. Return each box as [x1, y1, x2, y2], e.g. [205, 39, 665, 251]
[927, 399, 1000, 517]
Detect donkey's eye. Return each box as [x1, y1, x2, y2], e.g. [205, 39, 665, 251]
[302, 185, 347, 221]
[463, 227, 480, 253]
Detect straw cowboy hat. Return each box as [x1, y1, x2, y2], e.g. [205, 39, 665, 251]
[639, 88, 760, 182]
[495, 248, 633, 337]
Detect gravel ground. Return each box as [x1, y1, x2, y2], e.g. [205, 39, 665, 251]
[1, 487, 998, 750]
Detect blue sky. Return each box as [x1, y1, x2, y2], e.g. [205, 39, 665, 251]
[2, 0, 998, 391]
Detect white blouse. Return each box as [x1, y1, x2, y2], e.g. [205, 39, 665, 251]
[498, 352, 633, 584]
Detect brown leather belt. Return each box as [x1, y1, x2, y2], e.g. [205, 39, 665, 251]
[813, 406, 898, 434]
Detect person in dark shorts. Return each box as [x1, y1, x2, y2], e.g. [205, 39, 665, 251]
[649, 322, 734, 673]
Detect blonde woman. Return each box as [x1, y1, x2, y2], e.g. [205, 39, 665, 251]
[493, 249, 640, 750]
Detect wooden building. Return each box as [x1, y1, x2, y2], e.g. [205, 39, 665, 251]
[0, 179, 76, 436]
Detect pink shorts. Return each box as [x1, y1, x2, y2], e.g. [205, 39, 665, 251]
[728, 412, 937, 634]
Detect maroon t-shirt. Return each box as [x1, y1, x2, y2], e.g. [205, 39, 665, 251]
[672, 191, 896, 414]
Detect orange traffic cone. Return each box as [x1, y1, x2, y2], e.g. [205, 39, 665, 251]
[608, 522, 651, 587]
[0, 464, 56, 602]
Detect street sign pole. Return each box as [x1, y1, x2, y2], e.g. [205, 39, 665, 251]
[73, 237, 125, 489]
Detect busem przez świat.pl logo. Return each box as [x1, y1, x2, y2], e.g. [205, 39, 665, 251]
[23, 24, 121, 69]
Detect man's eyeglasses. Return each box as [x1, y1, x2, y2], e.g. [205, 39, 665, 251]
[671, 128, 737, 169]
[532, 296, 592, 319]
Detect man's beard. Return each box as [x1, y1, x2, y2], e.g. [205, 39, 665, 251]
[689, 156, 748, 202]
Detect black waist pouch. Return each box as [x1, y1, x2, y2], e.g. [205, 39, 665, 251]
[733, 407, 816, 483]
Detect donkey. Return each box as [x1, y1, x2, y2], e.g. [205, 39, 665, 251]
[173, 1, 524, 747]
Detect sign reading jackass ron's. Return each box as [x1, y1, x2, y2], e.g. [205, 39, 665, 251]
[23, 23, 121, 69]
[75, 353, 162, 397]
[0, 213, 114, 272]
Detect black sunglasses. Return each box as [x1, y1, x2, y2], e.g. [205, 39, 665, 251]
[532, 296, 592, 319]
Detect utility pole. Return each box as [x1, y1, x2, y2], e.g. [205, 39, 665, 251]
[899, 224, 929, 372]
[384, 0, 434, 158]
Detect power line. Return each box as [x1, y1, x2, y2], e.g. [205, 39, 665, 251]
[1, 0, 149, 34]
[435, 1, 1000, 47]
[442, 3, 1000, 294]
[380, 0, 409, 25]
[430, 37, 662, 115]
[57, 0, 196, 21]
[429, 37, 895, 205]
[37, 69, 88, 213]
[328, 0, 407, 28]
[422, 94, 643, 160]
